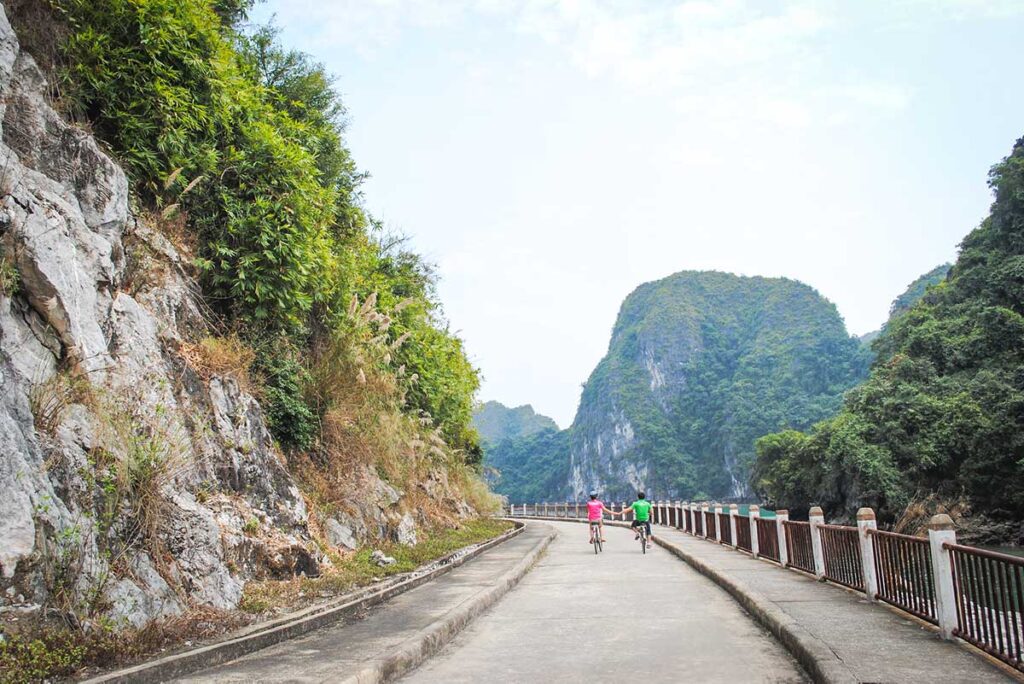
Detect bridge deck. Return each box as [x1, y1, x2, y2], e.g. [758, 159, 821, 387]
[404, 521, 806, 683]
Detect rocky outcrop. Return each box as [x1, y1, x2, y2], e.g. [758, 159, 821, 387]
[0, 3, 443, 630]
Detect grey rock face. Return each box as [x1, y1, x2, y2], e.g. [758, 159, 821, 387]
[325, 519, 358, 551]
[395, 513, 418, 546]
[0, 2, 314, 624]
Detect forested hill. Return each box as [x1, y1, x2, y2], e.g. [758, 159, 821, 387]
[567, 272, 871, 501]
[859, 264, 952, 346]
[889, 264, 953, 317]
[486, 272, 873, 503]
[753, 138, 1024, 538]
[472, 401, 558, 447]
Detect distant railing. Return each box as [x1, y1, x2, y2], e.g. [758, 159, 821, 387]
[503, 500, 1023, 672]
[735, 514, 752, 552]
[718, 512, 732, 545]
[756, 517, 780, 563]
[704, 509, 717, 539]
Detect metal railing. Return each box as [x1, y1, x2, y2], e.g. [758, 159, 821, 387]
[819, 524, 864, 591]
[871, 529, 936, 624]
[756, 517, 780, 563]
[783, 520, 815, 574]
[704, 510, 717, 539]
[947, 543, 1024, 671]
[735, 514, 752, 552]
[718, 512, 732, 545]
[503, 501, 1023, 672]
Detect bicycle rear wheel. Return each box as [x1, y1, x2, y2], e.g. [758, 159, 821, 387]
[641, 532, 647, 554]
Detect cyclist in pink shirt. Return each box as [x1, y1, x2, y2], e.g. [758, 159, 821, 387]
[586, 491, 616, 544]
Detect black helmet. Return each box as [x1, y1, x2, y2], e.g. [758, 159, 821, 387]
[638, 491, 646, 499]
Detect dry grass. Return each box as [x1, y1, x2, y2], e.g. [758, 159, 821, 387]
[239, 518, 512, 615]
[893, 494, 971, 536]
[88, 388, 192, 586]
[179, 334, 257, 393]
[29, 369, 91, 436]
[0, 607, 248, 684]
[297, 296, 498, 530]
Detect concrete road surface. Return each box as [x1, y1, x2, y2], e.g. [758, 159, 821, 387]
[403, 521, 806, 683]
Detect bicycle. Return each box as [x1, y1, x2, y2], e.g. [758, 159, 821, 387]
[589, 521, 603, 554]
[635, 522, 649, 554]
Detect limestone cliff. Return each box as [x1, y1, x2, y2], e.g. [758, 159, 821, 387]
[0, 4, 465, 630]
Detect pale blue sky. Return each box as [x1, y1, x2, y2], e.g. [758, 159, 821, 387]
[252, 0, 1024, 427]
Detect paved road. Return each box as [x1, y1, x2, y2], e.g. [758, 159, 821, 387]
[403, 521, 806, 683]
[176, 524, 554, 683]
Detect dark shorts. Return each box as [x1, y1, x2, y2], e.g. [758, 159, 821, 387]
[631, 520, 652, 532]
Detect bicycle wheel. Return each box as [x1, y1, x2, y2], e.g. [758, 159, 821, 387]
[596, 533, 603, 553]
[641, 532, 647, 554]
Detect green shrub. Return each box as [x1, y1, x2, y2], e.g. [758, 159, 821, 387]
[257, 349, 316, 451]
[56, 0, 486, 474]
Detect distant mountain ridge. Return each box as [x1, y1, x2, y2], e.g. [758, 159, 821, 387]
[472, 401, 558, 447]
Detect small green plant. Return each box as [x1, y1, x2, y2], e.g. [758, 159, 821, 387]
[256, 348, 316, 451]
[242, 517, 260, 535]
[0, 245, 19, 297]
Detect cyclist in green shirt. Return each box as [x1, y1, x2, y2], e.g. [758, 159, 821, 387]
[621, 492, 653, 541]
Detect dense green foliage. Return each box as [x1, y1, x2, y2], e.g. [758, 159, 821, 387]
[753, 139, 1024, 522]
[857, 264, 952, 349]
[473, 401, 558, 447]
[54, 0, 481, 459]
[888, 263, 952, 318]
[483, 428, 571, 502]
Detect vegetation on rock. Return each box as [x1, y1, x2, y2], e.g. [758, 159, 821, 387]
[753, 139, 1024, 525]
[50, 0, 484, 467]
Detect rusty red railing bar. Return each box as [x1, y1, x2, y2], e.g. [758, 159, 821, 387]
[945, 541, 1024, 671]
[783, 520, 814, 574]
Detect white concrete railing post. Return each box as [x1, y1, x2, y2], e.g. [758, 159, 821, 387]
[729, 504, 739, 547]
[713, 504, 723, 542]
[688, 503, 696, 535]
[701, 503, 711, 539]
[928, 514, 959, 640]
[856, 507, 879, 601]
[809, 506, 826, 580]
[749, 504, 761, 558]
[776, 509, 789, 567]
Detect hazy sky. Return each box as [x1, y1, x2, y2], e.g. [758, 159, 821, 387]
[252, 0, 1024, 427]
